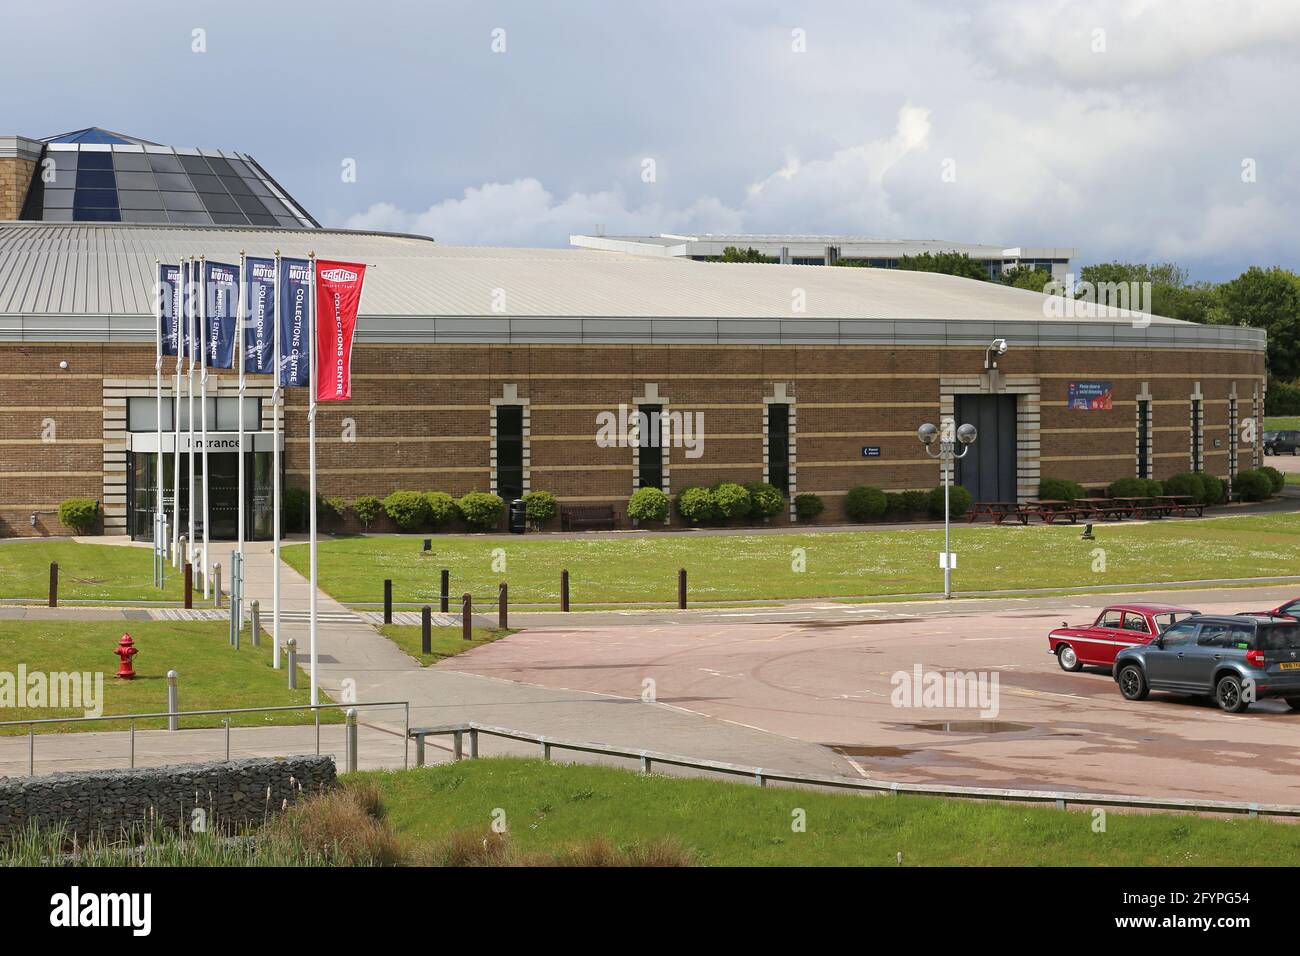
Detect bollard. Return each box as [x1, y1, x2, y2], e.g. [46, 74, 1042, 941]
[286, 638, 298, 689]
[213, 562, 222, 608]
[462, 592, 472, 641]
[166, 670, 178, 731]
[498, 581, 508, 630]
[250, 599, 260, 647]
[440, 569, 450, 613]
[422, 538, 431, 552]
[383, 578, 393, 624]
[561, 569, 570, 612]
[344, 708, 358, 773]
[421, 605, 432, 655]
[183, 562, 193, 610]
[678, 567, 687, 609]
[48, 562, 58, 608]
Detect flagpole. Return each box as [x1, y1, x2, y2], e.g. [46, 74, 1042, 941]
[200, 255, 210, 599]
[272, 250, 282, 671]
[154, 260, 164, 585]
[172, 265, 183, 568]
[307, 251, 319, 706]
[187, 257, 196, 577]
[237, 251, 246, 567]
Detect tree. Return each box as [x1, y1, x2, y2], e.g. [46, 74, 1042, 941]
[1218, 266, 1300, 382]
[713, 246, 777, 263]
[892, 251, 989, 281]
[1000, 266, 1054, 292]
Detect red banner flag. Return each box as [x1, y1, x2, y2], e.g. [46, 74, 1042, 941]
[314, 259, 366, 401]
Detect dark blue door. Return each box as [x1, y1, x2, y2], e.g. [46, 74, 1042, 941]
[955, 395, 1018, 502]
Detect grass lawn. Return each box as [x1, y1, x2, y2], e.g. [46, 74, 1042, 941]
[379, 625, 514, 666]
[284, 512, 1300, 609]
[0, 620, 335, 734]
[1266, 416, 1300, 430]
[358, 758, 1300, 866]
[0, 540, 186, 604]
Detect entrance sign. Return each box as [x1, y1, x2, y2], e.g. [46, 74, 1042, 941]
[1068, 381, 1114, 410]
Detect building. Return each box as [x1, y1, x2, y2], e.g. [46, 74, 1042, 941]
[0, 132, 1267, 540]
[570, 233, 1078, 282]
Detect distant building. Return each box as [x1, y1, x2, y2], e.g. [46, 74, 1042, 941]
[571, 233, 1077, 282]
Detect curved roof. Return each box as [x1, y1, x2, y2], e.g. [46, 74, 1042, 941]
[0, 221, 1266, 352]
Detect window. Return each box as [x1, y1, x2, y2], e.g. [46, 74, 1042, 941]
[1196, 624, 1234, 648]
[495, 405, 524, 501]
[127, 396, 258, 432]
[1153, 611, 1195, 632]
[767, 403, 791, 495]
[1136, 398, 1151, 478]
[1099, 610, 1123, 628]
[1161, 622, 1198, 647]
[1122, 612, 1150, 634]
[1191, 398, 1203, 471]
[637, 404, 664, 490]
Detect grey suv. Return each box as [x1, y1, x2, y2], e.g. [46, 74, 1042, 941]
[1114, 614, 1300, 713]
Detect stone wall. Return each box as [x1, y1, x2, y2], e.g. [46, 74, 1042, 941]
[0, 755, 336, 841]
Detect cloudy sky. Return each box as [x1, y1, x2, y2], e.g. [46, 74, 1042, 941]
[6, 0, 1299, 280]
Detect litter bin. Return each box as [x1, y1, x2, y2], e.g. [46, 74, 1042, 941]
[509, 498, 527, 534]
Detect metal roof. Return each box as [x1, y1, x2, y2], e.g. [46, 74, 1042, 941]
[571, 233, 1078, 262]
[0, 222, 1266, 352]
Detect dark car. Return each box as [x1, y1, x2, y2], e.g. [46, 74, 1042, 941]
[1113, 614, 1300, 713]
[1266, 430, 1300, 455]
[1262, 430, 1279, 454]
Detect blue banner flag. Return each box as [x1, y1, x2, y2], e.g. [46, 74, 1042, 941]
[244, 257, 276, 374]
[158, 264, 181, 356]
[204, 260, 239, 369]
[179, 260, 191, 358]
[278, 257, 312, 387]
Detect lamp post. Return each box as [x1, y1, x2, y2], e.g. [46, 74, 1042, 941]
[918, 420, 978, 599]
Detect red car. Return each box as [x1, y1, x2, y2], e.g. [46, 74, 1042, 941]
[1243, 598, 1300, 619]
[1047, 603, 1199, 672]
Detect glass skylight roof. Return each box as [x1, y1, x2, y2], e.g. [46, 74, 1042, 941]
[22, 131, 318, 228]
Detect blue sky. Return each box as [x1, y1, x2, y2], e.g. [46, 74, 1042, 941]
[6, 0, 1299, 280]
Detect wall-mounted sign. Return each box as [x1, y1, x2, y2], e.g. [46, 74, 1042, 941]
[1068, 381, 1114, 410]
[862, 446, 881, 457]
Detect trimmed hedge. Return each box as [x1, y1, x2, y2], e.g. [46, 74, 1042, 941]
[1259, 466, 1285, 495]
[522, 490, 558, 524]
[1037, 478, 1085, 502]
[628, 487, 670, 523]
[1234, 469, 1273, 502]
[57, 498, 99, 534]
[794, 493, 824, 521]
[712, 482, 752, 520]
[383, 491, 431, 531]
[745, 482, 785, 519]
[928, 484, 973, 518]
[1162, 472, 1208, 504]
[677, 486, 717, 525]
[457, 492, 504, 530]
[845, 485, 887, 522]
[423, 492, 459, 528]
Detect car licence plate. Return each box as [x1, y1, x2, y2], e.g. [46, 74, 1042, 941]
[1280, 662, 1300, 670]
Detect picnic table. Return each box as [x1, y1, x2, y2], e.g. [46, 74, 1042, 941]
[1074, 497, 1131, 521]
[1153, 494, 1204, 518]
[1025, 499, 1089, 524]
[966, 501, 1030, 525]
[1111, 496, 1163, 519]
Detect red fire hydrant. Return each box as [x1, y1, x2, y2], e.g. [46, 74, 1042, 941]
[113, 633, 138, 680]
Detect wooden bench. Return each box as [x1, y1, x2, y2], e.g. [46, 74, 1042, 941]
[561, 504, 617, 531]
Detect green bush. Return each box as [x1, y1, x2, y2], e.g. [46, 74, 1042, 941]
[627, 487, 670, 523]
[677, 486, 717, 524]
[1266, 379, 1300, 416]
[57, 497, 98, 534]
[884, 492, 907, 516]
[1200, 474, 1227, 505]
[1141, 478, 1164, 497]
[1163, 472, 1208, 503]
[382, 491, 431, 531]
[928, 484, 973, 518]
[282, 488, 309, 533]
[745, 482, 784, 519]
[712, 482, 752, 520]
[1037, 478, 1085, 502]
[322, 497, 348, 523]
[352, 495, 382, 530]
[457, 492, 505, 531]
[845, 485, 887, 522]
[422, 492, 459, 529]
[522, 490, 558, 524]
[1233, 469, 1273, 502]
[1106, 476, 1148, 499]
[794, 493, 824, 521]
[1259, 465, 1285, 495]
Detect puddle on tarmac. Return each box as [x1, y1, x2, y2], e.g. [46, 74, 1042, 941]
[794, 618, 917, 629]
[828, 744, 917, 758]
[899, 720, 1034, 734]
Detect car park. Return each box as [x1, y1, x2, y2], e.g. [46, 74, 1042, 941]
[1262, 430, 1279, 453]
[1047, 603, 1198, 671]
[1265, 429, 1300, 455]
[1113, 614, 1300, 712]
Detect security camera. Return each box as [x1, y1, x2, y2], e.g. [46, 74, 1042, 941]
[992, 338, 1009, 355]
[59, 360, 68, 369]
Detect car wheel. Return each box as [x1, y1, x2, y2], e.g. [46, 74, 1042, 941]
[1215, 675, 1249, 713]
[1057, 644, 1082, 672]
[1118, 664, 1149, 701]
[1286, 697, 1300, 711]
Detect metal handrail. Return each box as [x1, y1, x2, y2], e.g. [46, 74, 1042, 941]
[4, 700, 411, 776]
[407, 721, 1300, 820]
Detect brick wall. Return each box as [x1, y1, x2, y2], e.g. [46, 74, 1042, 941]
[0, 340, 1267, 534]
[0, 156, 35, 220]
